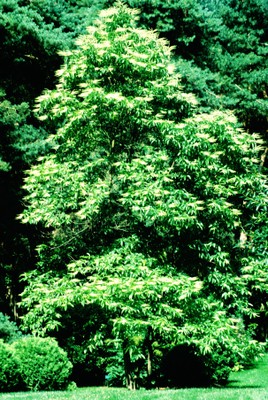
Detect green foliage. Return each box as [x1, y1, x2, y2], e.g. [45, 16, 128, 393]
[0, 1, 63, 102]
[29, 0, 111, 35]
[19, 1, 267, 388]
[105, 346, 125, 387]
[0, 0, 117, 320]
[0, 0, 99, 317]
[0, 335, 73, 392]
[11, 337, 72, 391]
[125, 0, 268, 138]
[0, 313, 22, 343]
[0, 339, 22, 392]
[2, 358, 268, 400]
[1, 0, 267, 331]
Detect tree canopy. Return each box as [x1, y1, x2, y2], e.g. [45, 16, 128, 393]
[19, 2, 268, 388]
[1, 0, 267, 322]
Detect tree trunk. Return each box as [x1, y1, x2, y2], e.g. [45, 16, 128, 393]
[146, 326, 154, 388]
[123, 341, 138, 390]
[7, 284, 19, 320]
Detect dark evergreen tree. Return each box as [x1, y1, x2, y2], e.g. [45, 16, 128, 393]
[125, 0, 268, 141]
[0, 0, 109, 316]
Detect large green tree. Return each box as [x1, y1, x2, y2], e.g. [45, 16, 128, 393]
[19, 2, 267, 388]
[2, 0, 267, 322]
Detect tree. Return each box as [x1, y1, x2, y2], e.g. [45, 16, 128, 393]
[0, 93, 44, 316]
[0, 0, 110, 317]
[0, 0, 71, 317]
[20, 2, 267, 388]
[125, 0, 268, 142]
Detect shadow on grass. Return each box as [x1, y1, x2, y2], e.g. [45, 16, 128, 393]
[225, 381, 262, 389]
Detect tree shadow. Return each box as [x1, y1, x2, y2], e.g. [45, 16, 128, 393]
[226, 380, 262, 389]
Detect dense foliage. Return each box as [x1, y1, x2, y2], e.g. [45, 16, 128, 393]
[19, 2, 267, 389]
[0, 0, 267, 390]
[0, 336, 72, 392]
[126, 0, 268, 139]
[0, 0, 110, 316]
[0, 339, 21, 392]
[11, 337, 73, 391]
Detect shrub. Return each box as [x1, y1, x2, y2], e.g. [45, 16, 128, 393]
[0, 339, 22, 392]
[0, 313, 22, 343]
[52, 304, 108, 386]
[11, 336, 73, 391]
[161, 344, 210, 388]
[161, 343, 235, 387]
[201, 350, 233, 385]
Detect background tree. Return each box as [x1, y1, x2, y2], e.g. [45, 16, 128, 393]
[19, 2, 267, 388]
[125, 0, 268, 144]
[0, 0, 111, 317]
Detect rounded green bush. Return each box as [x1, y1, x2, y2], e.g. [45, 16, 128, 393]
[0, 339, 22, 392]
[11, 336, 72, 391]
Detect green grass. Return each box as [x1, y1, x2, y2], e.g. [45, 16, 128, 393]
[1, 355, 268, 400]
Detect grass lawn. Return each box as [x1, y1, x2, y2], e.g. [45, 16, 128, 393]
[1, 354, 268, 400]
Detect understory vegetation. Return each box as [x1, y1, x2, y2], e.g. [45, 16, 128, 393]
[0, 354, 268, 399]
